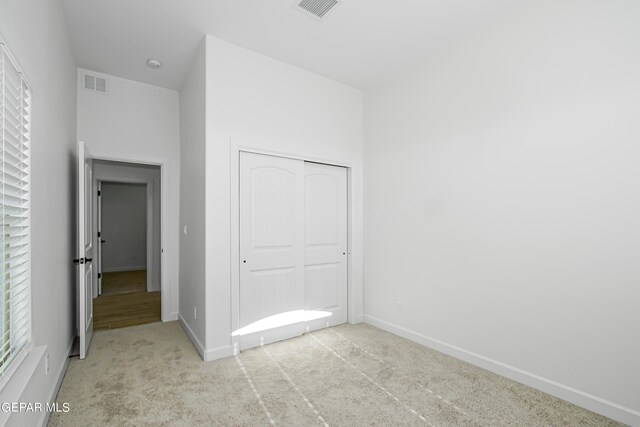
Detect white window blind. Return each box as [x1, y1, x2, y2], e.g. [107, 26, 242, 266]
[0, 42, 32, 378]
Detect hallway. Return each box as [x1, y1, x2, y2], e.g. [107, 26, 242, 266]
[94, 270, 161, 330]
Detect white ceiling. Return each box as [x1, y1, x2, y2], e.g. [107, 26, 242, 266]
[61, 0, 521, 90]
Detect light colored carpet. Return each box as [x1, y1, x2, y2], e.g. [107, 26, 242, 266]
[101, 270, 147, 296]
[49, 322, 622, 426]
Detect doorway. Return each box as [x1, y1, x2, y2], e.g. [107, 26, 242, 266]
[92, 160, 161, 330]
[99, 182, 148, 295]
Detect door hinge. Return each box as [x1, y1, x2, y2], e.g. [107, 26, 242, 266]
[98, 273, 101, 279]
[97, 231, 101, 237]
[98, 190, 101, 196]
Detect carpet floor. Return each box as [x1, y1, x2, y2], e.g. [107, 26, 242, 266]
[49, 322, 622, 427]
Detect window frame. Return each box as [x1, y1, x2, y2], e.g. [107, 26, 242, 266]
[0, 38, 33, 391]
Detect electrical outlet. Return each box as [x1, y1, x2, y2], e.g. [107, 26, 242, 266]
[397, 300, 404, 312]
[193, 306, 197, 319]
[45, 353, 50, 375]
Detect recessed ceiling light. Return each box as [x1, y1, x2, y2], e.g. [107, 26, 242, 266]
[146, 59, 163, 69]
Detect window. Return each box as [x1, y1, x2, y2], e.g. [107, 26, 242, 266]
[0, 41, 32, 380]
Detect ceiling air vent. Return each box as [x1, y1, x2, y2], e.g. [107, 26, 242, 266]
[296, 0, 340, 20]
[83, 73, 108, 94]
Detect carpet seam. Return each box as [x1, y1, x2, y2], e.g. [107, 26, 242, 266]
[263, 346, 330, 427]
[328, 328, 483, 425]
[235, 355, 276, 426]
[308, 332, 434, 426]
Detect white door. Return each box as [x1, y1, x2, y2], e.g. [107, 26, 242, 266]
[304, 162, 348, 330]
[239, 152, 305, 349]
[77, 141, 94, 359]
[238, 152, 348, 350]
[97, 181, 102, 296]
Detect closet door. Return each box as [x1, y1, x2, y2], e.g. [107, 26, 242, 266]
[239, 152, 305, 349]
[304, 162, 348, 331]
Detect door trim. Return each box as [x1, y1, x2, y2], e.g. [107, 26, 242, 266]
[230, 140, 359, 355]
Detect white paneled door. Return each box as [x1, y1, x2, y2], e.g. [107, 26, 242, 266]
[239, 152, 305, 349]
[239, 152, 347, 350]
[77, 141, 94, 359]
[304, 162, 348, 329]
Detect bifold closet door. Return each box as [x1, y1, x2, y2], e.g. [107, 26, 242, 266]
[239, 152, 347, 350]
[239, 152, 305, 349]
[304, 162, 348, 331]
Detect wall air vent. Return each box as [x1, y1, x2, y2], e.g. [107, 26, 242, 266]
[83, 73, 108, 94]
[296, 0, 340, 20]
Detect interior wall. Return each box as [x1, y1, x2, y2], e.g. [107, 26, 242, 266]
[178, 38, 207, 352]
[204, 36, 364, 359]
[0, 0, 77, 426]
[93, 161, 161, 292]
[363, 1, 640, 424]
[77, 70, 180, 319]
[101, 183, 147, 272]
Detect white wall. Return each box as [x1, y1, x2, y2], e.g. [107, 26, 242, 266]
[101, 183, 147, 271]
[78, 71, 180, 319]
[0, 0, 77, 425]
[204, 36, 364, 359]
[364, 1, 640, 424]
[179, 38, 207, 352]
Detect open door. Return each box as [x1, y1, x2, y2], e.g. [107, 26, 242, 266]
[97, 181, 102, 296]
[77, 141, 94, 359]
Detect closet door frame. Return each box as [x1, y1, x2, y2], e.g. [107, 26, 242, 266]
[230, 142, 356, 355]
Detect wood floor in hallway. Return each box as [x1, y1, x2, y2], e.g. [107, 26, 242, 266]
[101, 269, 147, 295]
[94, 270, 160, 330]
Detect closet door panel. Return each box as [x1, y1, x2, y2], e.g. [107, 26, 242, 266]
[239, 152, 305, 349]
[304, 162, 348, 330]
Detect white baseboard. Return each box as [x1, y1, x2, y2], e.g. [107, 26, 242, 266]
[363, 315, 640, 427]
[38, 337, 74, 427]
[204, 345, 233, 362]
[164, 311, 179, 322]
[178, 314, 233, 363]
[178, 314, 205, 360]
[102, 265, 146, 273]
[350, 313, 364, 324]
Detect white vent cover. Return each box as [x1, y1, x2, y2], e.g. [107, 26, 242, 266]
[296, 0, 340, 19]
[83, 73, 108, 93]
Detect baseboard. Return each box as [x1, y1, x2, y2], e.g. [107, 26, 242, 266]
[178, 314, 205, 360]
[38, 337, 74, 427]
[363, 315, 640, 426]
[102, 266, 146, 273]
[164, 311, 179, 322]
[204, 345, 233, 362]
[349, 313, 364, 324]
